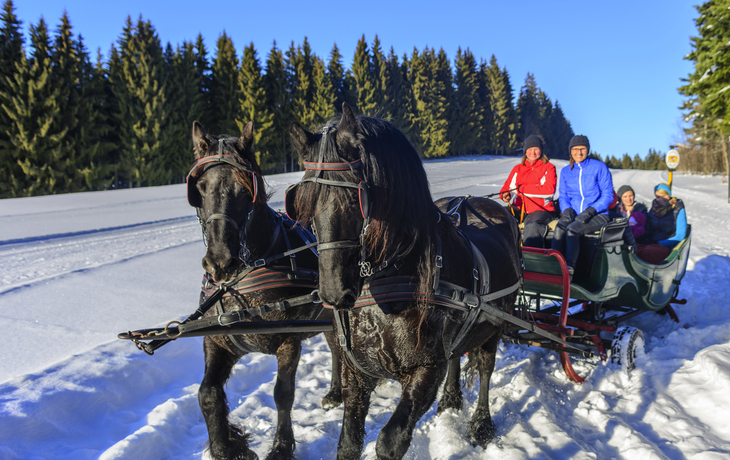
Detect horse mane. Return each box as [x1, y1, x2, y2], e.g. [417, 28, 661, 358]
[296, 114, 440, 302]
[192, 133, 270, 206]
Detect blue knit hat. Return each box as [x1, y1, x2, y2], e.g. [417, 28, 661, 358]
[654, 184, 671, 196]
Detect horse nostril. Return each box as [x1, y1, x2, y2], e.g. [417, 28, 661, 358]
[225, 257, 240, 275]
[340, 292, 357, 308]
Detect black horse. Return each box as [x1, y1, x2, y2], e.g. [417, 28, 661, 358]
[189, 121, 341, 460]
[287, 103, 522, 459]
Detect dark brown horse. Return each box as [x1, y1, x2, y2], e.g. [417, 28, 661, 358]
[286, 103, 522, 460]
[189, 121, 341, 460]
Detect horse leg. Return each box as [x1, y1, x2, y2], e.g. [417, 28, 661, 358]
[437, 356, 463, 414]
[199, 337, 256, 460]
[322, 330, 343, 409]
[336, 366, 377, 460]
[468, 332, 500, 446]
[375, 365, 446, 460]
[265, 338, 301, 460]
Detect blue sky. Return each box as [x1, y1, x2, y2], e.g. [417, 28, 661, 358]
[17, 0, 697, 159]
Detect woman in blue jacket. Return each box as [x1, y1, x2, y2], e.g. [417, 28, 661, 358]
[551, 135, 615, 279]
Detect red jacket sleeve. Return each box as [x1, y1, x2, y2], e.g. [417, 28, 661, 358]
[500, 165, 521, 194]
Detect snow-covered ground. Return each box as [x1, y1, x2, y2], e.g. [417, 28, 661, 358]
[1, 157, 729, 459]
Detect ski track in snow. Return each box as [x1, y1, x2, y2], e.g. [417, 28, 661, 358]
[0, 218, 201, 294]
[1, 161, 729, 460]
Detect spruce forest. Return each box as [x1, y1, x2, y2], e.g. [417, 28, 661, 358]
[0, 2, 579, 197]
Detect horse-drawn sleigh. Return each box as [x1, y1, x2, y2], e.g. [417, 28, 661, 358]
[119, 104, 691, 459]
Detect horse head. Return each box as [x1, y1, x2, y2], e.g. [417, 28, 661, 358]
[188, 120, 264, 282]
[288, 103, 437, 309]
[288, 104, 365, 308]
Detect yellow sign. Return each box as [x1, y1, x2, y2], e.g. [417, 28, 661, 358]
[666, 149, 680, 169]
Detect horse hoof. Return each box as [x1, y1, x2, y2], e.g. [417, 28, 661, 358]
[470, 418, 495, 447]
[264, 444, 294, 460]
[322, 391, 343, 410]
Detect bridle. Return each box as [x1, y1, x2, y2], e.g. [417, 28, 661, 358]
[186, 140, 259, 262]
[285, 124, 384, 278]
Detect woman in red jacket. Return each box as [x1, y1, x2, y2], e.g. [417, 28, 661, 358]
[500, 135, 557, 247]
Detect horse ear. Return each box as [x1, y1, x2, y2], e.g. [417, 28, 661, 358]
[289, 121, 316, 158]
[336, 102, 359, 151]
[237, 121, 254, 155]
[192, 121, 209, 159]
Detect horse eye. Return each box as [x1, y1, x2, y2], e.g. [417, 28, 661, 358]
[197, 180, 207, 194]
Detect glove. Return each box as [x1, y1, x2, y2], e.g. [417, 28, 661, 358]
[559, 208, 576, 223]
[575, 207, 597, 224]
[556, 208, 576, 231]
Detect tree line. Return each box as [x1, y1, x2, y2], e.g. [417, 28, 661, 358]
[0, 0, 576, 198]
[589, 149, 669, 171]
[678, 0, 730, 176]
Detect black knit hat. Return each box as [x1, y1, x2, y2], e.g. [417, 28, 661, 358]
[617, 185, 634, 198]
[569, 135, 590, 153]
[523, 135, 543, 151]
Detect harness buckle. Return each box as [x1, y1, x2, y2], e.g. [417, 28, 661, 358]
[253, 259, 266, 268]
[435, 255, 443, 269]
[473, 268, 479, 281]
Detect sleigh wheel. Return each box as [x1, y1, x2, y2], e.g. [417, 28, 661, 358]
[559, 334, 586, 383]
[610, 326, 645, 373]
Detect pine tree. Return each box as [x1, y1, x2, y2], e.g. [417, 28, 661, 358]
[0, 0, 25, 196]
[516, 73, 543, 150]
[263, 41, 290, 172]
[210, 31, 241, 136]
[166, 41, 206, 181]
[410, 47, 450, 158]
[352, 35, 376, 115]
[75, 45, 114, 190]
[371, 35, 387, 117]
[238, 42, 276, 171]
[645, 149, 663, 170]
[3, 17, 64, 196]
[108, 16, 170, 187]
[287, 38, 316, 130]
[620, 153, 633, 169]
[49, 12, 83, 193]
[383, 47, 411, 135]
[311, 55, 335, 124]
[450, 47, 482, 155]
[327, 43, 347, 111]
[193, 34, 213, 129]
[547, 101, 573, 160]
[632, 154, 643, 170]
[484, 55, 517, 155]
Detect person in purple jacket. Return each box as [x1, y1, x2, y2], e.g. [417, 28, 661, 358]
[551, 135, 615, 280]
